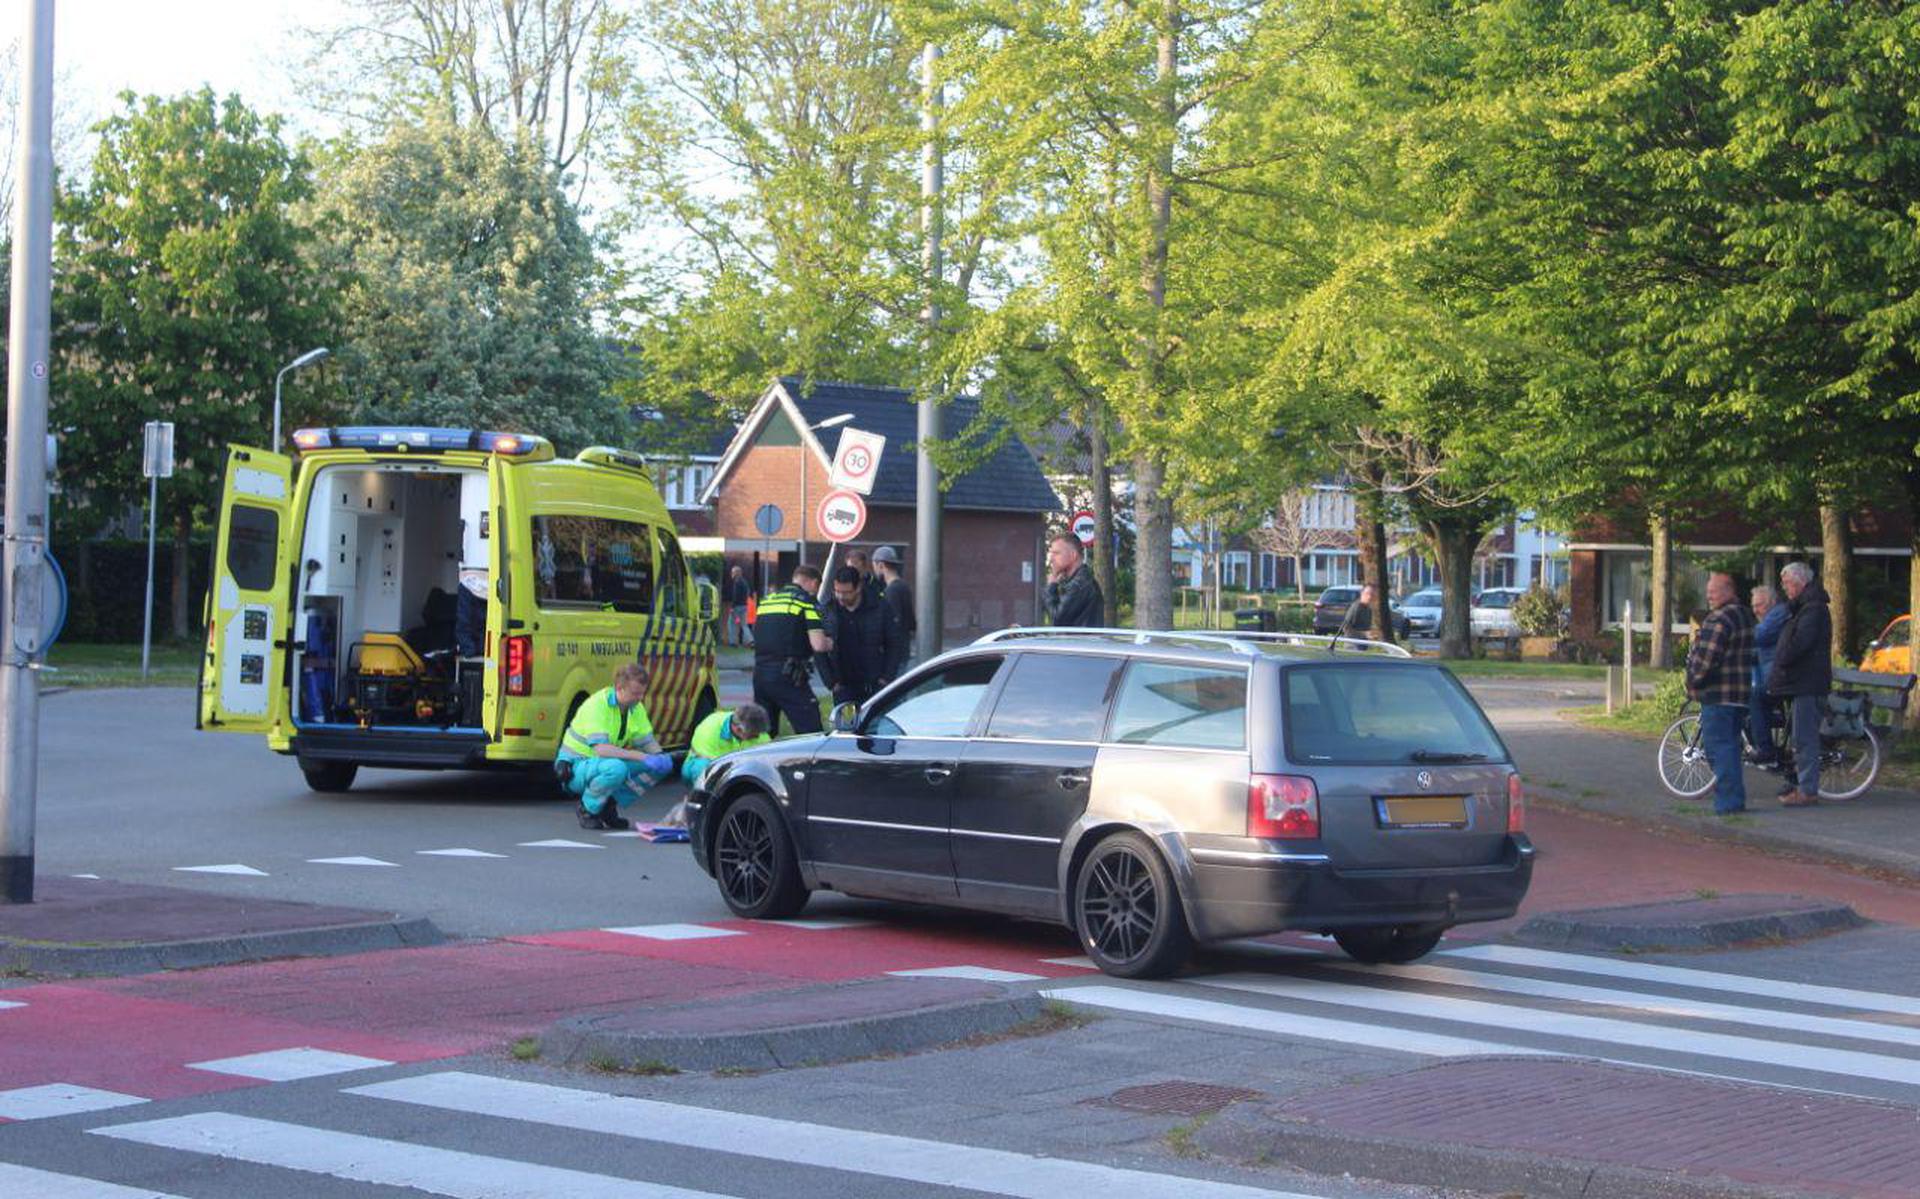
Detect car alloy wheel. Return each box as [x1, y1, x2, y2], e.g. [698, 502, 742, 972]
[713, 792, 808, 919]
[1075, 831, 1191, 978]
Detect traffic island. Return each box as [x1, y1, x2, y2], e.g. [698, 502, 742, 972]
[1511, 893, 1864, 953]
[0, 875, 443, 976]
[540, 975, 1051, 1073]
[1196, 1056, 1913, 1199]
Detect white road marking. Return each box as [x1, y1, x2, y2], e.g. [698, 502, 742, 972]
[70, 873, 101, 880]
[517, 839, 605, 850]
[0, 1162, 184, 1198]
[1443, 944, 1920, 1017]
[351, 1071, 1328, 1199]
[172, 864, 267, 877]
[1322, 960, 1920, 1050]
[602, 924, 742, 941]
[1042, 985, 1547, 1058]
[890, 966, 1046, 982]
[0, 999, 24, 1011]
[92, 1112, 723, 1198]
[0, 1083, 148, 1121]
[186, 1047, 394, 1081]
[1040, 956, 1100, 970]
[306, 856, 398, 868]
[417, 848, 508, 858]
[1196, 973, 1920, 1087]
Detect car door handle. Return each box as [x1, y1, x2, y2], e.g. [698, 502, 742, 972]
[924, 766, 954, 784]
[1057, 770, 1090, 790]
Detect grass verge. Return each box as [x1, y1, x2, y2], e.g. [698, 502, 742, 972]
[45, 642, 201, 689]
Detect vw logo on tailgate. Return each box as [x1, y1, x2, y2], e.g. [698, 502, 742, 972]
[1416, 770, 1434, 790]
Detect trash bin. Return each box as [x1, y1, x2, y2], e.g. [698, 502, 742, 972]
[1234, 608, 1276, 633]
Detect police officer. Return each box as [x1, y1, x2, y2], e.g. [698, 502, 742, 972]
[753, 564, 833, 736]
[555, 661, 675, 830]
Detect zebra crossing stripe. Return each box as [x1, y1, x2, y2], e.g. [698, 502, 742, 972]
[1442, 944, 1920, 1017]
[1195, 973, 1920, 1088]
[1038, 985, 1549, 1059]
[350, 1070, 1325, 1199]
[0, 1162, 185, 1199]
[92, 1112, 723, 1199]
[1321, 960, 1920, 1051]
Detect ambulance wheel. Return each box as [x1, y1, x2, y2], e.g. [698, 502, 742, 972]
[300, 760, 358, 793]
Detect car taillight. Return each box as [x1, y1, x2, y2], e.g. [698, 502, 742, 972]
[1507, 772, 1525, 833]
[503, 635, 532, 696]
[1249, 774, 1319, 840]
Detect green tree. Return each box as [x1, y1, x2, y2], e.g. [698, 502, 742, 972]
[54, 89, 337, 638]
[307, 118, 624, 451]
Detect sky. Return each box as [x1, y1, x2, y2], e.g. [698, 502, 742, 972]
[38, 0, 350, 140]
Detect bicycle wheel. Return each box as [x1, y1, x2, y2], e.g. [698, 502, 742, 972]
[1657, 714, 1717, 798]
[1818, 727, 1880, 801]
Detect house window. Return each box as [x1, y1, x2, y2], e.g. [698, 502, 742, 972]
[1225, 551, 1251, 589]
[662, 463, 714, 509]
[1259, 553, 1278, 591]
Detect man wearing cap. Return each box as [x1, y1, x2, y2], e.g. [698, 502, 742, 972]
[873, 545, 916, 653]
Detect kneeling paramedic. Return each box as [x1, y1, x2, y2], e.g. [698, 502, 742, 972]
[680, 702, 773, 786]
[556, 661, 674, 830]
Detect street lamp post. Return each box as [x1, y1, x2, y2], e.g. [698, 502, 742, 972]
[798, 412, 853, 566]
[273, 347, 331, 452]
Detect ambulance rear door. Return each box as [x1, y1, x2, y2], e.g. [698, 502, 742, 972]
[199, 446, 296, 733]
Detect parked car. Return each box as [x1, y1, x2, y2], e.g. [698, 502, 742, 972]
[1861, 614, 1911, 675]
[1470, 587, 1526, 639]
[688, 629, 1533, 978]
[1311, 585, 1411, 639]
[1401, 587, 1444, 636]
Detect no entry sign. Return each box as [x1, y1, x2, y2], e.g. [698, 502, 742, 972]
[816, 489, 868, 543]
[1071, 510, 1097, 545]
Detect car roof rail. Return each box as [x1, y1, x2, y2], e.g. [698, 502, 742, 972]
[971, 627, 1413, 659]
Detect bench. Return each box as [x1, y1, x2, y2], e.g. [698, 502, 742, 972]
[1832, 667, 1918, 733]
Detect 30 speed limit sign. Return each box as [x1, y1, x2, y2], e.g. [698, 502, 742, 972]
[816, 489, 868, 543]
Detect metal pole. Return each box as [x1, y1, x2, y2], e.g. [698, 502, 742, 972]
[798, 448, 807, 568]
[914, 41, 945, 660]
[2, 0, 55, 904]
[273, 364, 286, 452]
[141, 473, 158, 679]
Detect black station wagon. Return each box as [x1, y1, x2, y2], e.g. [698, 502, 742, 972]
[688, 629, 1534, 978]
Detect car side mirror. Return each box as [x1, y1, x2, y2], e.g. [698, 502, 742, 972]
[830, 701, 860, 733]
[696, 580, 720, 624]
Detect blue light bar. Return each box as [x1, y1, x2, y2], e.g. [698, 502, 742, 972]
[290, 427, 548, 456]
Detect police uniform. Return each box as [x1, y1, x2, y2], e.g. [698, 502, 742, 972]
[680, 709, 773, 785]
[556, 687, 673, 821]
[753, 583, 826, 736]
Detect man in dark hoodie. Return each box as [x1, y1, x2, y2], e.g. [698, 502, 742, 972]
[1767, 561, 1833, 806]
[1685, 572, 1756, 814]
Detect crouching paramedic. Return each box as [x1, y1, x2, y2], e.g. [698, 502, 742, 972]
[556, 661, 674, 830]
[681, 703, 772, 786]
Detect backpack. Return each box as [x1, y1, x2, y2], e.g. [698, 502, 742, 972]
[1820, 690, 1869, 739]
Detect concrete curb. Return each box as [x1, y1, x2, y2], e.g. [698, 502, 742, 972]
[542, 978, 1048, 1073]
[1194, 1097, 1810, 1199]
[0, 915, 444, 977]
[1513, 894, 1865, 952]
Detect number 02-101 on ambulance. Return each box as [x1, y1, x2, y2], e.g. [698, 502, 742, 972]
[198, 427, 719, 794]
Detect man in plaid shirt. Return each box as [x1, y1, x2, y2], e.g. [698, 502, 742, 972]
[1685, 572, 1757, 814]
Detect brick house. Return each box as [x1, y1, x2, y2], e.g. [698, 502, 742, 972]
[699, 378, 1062, 641]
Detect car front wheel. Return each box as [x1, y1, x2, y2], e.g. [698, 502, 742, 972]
[1074, 831, 1192, 979]
[713, 791, 809, 919]
[1333, 924, 1446, 965]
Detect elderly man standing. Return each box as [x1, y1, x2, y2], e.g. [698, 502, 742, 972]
[1746, 584, 1789, 767]
[1768, 561, 1834, 806]
[1685, 572, 1756, 815]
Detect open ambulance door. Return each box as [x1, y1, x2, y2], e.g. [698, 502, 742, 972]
[484, 451, 516, 736]
[198, 446, 296, 732]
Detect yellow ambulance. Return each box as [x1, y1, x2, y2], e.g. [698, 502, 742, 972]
[198, 426, 719, 792]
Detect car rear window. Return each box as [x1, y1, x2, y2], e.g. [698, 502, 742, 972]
[985, 653, 1124, 742]
[1107, 662, 1248, 750]
[1478, 591, 1515, 608]
[1408, 590, 1441, 606]
[1319, 588, 1357, 605]
[1282, 664, 1505, 765]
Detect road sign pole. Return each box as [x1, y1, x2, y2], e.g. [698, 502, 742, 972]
[1, 0, 55, 904]
[142, 472, 158, 679]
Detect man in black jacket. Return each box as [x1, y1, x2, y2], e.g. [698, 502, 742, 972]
[1767, 561, 1833, 806]
[1044, 534, 1103, 628]
[820, 566, 907, 704]
[872, 545, 916, 652]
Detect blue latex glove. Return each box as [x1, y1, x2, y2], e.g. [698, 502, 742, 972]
[640, 753, 674, 780]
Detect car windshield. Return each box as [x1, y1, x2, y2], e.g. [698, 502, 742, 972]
[1319, 588, 1357, 605]
[1407, 590, 1441, 607]
[1282, 664, 1507, 766]
[1479, 592, 1515, 609]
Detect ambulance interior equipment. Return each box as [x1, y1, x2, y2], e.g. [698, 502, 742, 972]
[295, 464, 490, 730]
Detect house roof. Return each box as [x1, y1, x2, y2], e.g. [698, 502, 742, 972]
[703, 378, 1062, 514]
[627, 406, 737, 460]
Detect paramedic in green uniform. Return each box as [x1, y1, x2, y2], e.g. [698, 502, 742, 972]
[557, 661, 674, 830]
[680, 703, 772, 785]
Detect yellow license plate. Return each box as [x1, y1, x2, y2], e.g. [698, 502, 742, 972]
[1379, 796, 1468, 828]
